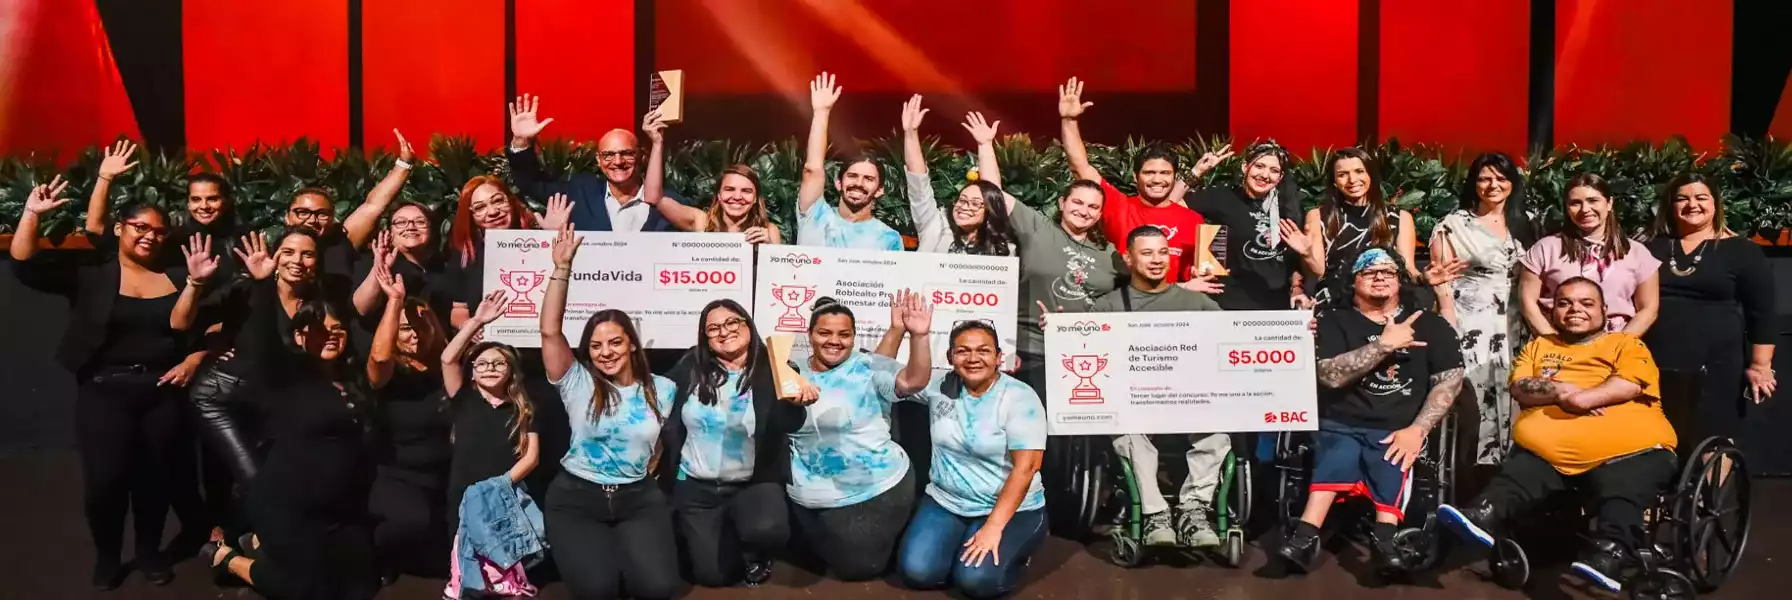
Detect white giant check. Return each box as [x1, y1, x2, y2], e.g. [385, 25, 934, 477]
[482, 230, 753, 349]
[752, 245, 1019, 371]
[1045, 310, 1318, 435]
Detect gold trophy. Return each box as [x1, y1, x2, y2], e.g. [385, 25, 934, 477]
[765, 333, 810, 400]
[648, 69, 684, 124]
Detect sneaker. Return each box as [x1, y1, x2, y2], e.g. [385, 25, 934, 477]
[1368, 526, 1410, 574]
[1178, 504, 1221, 548]
[1570, 538, 1627, 593]
[1437, 499, 1498, 549]
[1275, 524, 1321, 573]
[744, 559, 773, 587]
[1143, 511, 1177, 547]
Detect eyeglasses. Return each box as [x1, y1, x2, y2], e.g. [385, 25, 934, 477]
[953, 197, 987, 211]
[704, 317, 747, 337]
[122, 221, 167, 238]
[390, 218, 429, 231]
[289, 207, 333, 222]
[1357, 268, 1400, 281]
[597, 150, 638, 163]
[473, 359, 510, 372]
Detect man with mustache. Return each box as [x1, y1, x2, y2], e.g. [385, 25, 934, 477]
[1437, 277, 1677, 594]
[1059, 78, 1215, 288]
[794, 73, 905, 251]
[1278, 247, 1463, 575]
[506, 94, 678, 233]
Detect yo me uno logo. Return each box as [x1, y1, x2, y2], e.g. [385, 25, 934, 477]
[498, 239, 550, 252]
[1058, 320, 1110, 336]
[571, 271, 643, 282]
[770, 253, 822, 267]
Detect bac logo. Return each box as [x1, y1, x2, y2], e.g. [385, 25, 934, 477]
[1263, 411, 1310, 424]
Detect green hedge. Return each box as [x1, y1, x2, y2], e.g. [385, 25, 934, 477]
[5, 134, 1792, 245]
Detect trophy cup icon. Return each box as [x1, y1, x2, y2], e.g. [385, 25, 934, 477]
[499, 270, 547, 318]
[1062, 353, 1109, 404]
[770, 284, 817, 333]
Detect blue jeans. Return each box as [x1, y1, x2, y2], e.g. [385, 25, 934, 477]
[896, 495, 1047, 599]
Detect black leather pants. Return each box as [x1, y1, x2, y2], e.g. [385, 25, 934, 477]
[187, 367, 259, 484]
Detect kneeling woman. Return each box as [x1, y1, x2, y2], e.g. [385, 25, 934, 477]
[662, 300, 810, 587]
[897, 320, 1047, 599]
[790, 294, 935, 580]
[539, 226, 681, 600]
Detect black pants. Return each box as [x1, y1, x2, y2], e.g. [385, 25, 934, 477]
[1479, 448, 1676, 547]
[672, 479, 789, 587]
[248, 521, 378, 600]
[368, 466, 449, 576]
[544, 474, 681, 600]
[188, 366, 258, 533]
[75, 369, 205, 565]
[791, 468, 917, 581]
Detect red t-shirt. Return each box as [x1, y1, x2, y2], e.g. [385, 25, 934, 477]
[1100, 180, 1205, 282]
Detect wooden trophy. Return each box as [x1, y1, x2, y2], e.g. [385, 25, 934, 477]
[764, 333, 810, 400]
[647, 69, 684, 123]
[1196, 224, 1230, 276]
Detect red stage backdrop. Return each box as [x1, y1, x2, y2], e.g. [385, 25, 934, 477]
[1554, 0, 1732, 150]
[184, 0, 349, 154]
[0, 0, 140, 158]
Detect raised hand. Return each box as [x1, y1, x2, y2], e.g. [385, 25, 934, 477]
[551, 224, 582, 269]
[24, 176, 72, 215]
[1191, 144, 1234, 178]
[98, 140, 140, 180]
[642, 108, 668, 143]
[473, 289, 510, 324]
[1424, 257, 1469, 287]
[508, 93, 555, 142]
[393, 129, 416, 163]
[899, 289, 935, 335]
[372, 230, 396, 269]
[535, 193, 573, 232]
[182, 234, 220, 281]
[374, 256, 406, 300]
[1375, 311, 1428, 350]
[900, 95, 928, 132]
[1057, 77, 1092, 119]
[962, 112, 1001, 145]
[1278, 219, 1312, 256]
[890, 289, 910, 330]
[234, 232, 274, 280]
[810, 72, 842, 112]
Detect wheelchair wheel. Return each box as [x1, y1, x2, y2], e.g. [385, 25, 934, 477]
[1046, 436, 1112, 539]
[1489, 537, 1530, 590]
[1392, 526, 1442, 573]
[1673, 437, 1751, 592]
[1229, 454, 1254, 534]
[1221, 529, 1247, 568]
[1274, 432, 1311, 527]
[1107, 529, 1147, 568]
[1627, 567, 1696, 600]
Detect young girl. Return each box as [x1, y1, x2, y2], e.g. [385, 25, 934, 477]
[440, 289, 542, 598]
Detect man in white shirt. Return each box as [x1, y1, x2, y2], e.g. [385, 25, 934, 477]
[505, 93, 677, 232]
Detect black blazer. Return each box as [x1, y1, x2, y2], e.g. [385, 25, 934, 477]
[12, 251, 193, 375]
[508, 145, 679, 233]
[657, 346, 806, 491]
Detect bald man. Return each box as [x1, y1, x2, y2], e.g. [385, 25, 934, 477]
[506, 94, 680, 232]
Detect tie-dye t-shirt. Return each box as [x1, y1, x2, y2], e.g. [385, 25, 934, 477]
[913, 372, 1048, 517]
[796, 200, 905, 251]
[787, 352, 912, 509]
[552, 366, 676, 485]
[678, 369, 757, 482]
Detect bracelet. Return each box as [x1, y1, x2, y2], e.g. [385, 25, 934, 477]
[187, 277, 207, 287]
[549, 276, 570, 283]
[394, 159, 412, 170]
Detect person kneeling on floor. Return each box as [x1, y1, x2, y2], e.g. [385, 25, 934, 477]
[1277, 247, 1464, 574]
[1437, 277, 1677, 593]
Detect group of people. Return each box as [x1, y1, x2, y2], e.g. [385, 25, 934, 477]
[9, 73, 1776, 599]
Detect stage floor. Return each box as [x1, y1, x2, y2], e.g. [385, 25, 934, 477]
[4, 451, 1786, 600]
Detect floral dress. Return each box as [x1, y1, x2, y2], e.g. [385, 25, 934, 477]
[1434, 210, 1525, 465]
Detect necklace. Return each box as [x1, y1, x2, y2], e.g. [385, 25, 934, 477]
[1669, 238, 1711, 276]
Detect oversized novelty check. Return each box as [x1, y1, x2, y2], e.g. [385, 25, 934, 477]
[1044, 310, 1318, 435]
[482, 230, 752, 349]
[752, 245, 1019, 371]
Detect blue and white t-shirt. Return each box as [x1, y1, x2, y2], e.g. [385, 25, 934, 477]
[552, 366, 677, 485]
[786, 352, 911, 508]
[796, 200, 905, 251]
[913, 372, 1047, 517]
[678, 369, 757, 482]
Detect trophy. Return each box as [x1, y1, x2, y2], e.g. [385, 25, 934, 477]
[770, 284, 816, 333]
[499, 270, 546, 317]
[765, 333, 811, 400]
[1197, 223, 1229, 276]
[648, 69, 684, 124]
[1062, 353, 1109, 404]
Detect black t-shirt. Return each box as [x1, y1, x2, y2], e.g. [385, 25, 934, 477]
[447, 386, 538, 514]
[1188, 185, 1303, 310]
[443, 250, 487, 315]
[356, 252, 455, 333]
[317, 228, 359, 280]
[1315, 307, 1462, 430]
[374, 367, 451, 475]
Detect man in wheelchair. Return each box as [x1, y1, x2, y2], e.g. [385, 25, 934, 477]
[1276, 248, 1465, 573]
[1437, 277, 1678, 593]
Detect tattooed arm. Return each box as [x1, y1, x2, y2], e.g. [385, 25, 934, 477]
[1412, 367, 1464, 432]
[1316, 342, 1394, 389]
[1510, 376, 1576, 408]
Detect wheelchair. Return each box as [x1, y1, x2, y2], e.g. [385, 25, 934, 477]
[1101, 434, 1254, 568]
[1475, 435, 1751, 598]
[1272, 413, 1459, 572]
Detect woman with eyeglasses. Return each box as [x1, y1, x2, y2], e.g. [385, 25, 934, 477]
[640, 110, 785, 245]
[353, 201, 455, 331]
[196, 232, 410, 600]
[660, 300, 811, 587]
[284, 130, 418, 279]
[899, 101, 1015, 256]
[11, 178, 207, 589]
[442, 178, 565, 328]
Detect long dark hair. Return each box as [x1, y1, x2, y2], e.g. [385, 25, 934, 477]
[1651, 173, 1727, 239]
[1320, 148, 1394, 247]
[576, 310, 664, 471]
[690, 299, 768, 406]
[1557, 172, 1630, 264]
[461, 341, 535, 457]
[949, 180, 1016, 256]
[399, 298, 447, 371]
[289, 298, 372, 424]
[1459, 152, 1538, 246]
